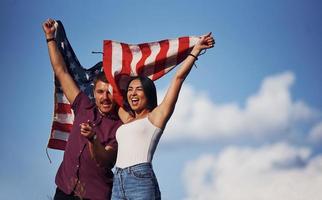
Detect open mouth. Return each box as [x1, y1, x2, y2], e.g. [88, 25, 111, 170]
[101, 100, 112, 108]
[131, 97, 139, 106]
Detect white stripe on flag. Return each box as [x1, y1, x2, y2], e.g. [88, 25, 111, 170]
[111, 42, 123, 77]
[108, 84, 113, 96]
[145, 42, 160, 77]
[56, 93, 70, 104]
[164, 38, 179, 73]
[52, 130, 70, 141]
[189, 37, 200, 48]
[54, 113, 74, 124]
[129, 44, 142, 76]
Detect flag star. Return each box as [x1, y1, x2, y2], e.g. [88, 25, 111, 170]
[70, 63, 77, 70]
[66, 50, 72, 58]
[74, 74, 80, 82]
[79, 84, 86, 91]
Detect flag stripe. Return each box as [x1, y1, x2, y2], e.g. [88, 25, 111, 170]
[129, 45, 142, 76]
[54, 113, 74, 124]
[52, 121, 73, 133]
[56, 93, 70, 104]
[111, 42, 123, 77]
[48, 138, 67, 150]
[143, 42, 160, 78]
[162, 38, 179, 76]
[177, 37, 190, 65]
[136, 43, 152, 75]
[51, 130, 70, 141]
[103, 40, 123, 105]
[121, 43, 132, 75]
[56, 103, 72, 114]
[152, 39, 170, 80]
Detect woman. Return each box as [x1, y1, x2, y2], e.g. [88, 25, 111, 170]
[110, 32, 215, 199]
[86, 33, 214, 199]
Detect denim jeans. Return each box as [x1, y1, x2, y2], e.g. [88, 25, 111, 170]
[111, 163, 161, 200]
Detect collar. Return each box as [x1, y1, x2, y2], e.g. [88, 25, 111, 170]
[85, 101, 119, 121]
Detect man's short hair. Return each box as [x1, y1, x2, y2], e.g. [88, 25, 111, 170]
[93, 72, 108, 89]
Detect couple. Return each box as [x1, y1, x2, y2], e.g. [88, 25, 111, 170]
[43, 19, 214, 200]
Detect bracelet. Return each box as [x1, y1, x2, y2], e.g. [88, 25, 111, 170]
[46, 38, 56, 43]
[188, 53, 198, 60]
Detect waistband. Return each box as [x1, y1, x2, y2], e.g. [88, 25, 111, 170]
[115, 162, 152, 174]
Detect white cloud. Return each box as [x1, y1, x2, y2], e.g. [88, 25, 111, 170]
[160, 71, 315, 141]
[182, 143, 322, 200]
[308, 121, 322, 142]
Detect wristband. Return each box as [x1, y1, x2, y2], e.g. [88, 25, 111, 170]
[46, 38, 56, 43]
[188, 53, 198, 60]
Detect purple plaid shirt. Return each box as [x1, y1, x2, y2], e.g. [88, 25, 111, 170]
[55, 92, 122, 199]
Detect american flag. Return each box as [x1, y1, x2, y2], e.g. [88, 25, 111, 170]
[48, 20, 199, 150]
[103, 36, 199, 106]
[47, 20, 102, 150]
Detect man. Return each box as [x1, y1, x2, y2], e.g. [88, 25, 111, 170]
[43, 18, 122, 200]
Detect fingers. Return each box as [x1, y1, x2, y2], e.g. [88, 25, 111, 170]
[80, 121, 93, 136]
[200, 32, 211, 39]
[200, 34, 215, 49]
[42, 18, 56, 32]
[44, 19, 55, 28]
[207, 36, 215, 47]
[80, 122, 91, 130]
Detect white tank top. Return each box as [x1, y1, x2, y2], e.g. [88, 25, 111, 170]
[115, 117, 163, 168]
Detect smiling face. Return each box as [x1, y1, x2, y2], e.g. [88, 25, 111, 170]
[127, 79, 149, 114]
[93, 80, 115, 115]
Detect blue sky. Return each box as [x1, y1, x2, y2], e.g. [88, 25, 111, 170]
[1, 0, 322, 199]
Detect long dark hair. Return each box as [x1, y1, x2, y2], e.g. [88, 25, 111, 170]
[123, 76, 158, 114]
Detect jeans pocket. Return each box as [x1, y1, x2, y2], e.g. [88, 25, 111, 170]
[130, 169, 153, 179]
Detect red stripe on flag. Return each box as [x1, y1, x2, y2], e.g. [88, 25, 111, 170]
[52, 121, 73, 133]
[152, 40, 170, 80]
[103, 40, 123, 106]
[136, 43, 152, 74]
[177, 37, 190, 65]
[121, 43, 132, 75]
[56, 103, 72, 114]
[47, 138, 67, 150]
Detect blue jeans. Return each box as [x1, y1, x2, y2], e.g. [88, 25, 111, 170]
[111, 163, 161, 200]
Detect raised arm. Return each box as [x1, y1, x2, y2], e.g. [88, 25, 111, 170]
[43, 19, 79, 104]
[150, 33, 215, 129]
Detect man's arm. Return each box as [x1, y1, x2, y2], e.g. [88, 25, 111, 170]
[80, 121, 117, 168]
[43, 19, 79, 104]
[89, 141, 117, 168]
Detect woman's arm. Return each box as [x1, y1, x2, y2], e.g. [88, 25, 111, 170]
[150, 33, 215, 129]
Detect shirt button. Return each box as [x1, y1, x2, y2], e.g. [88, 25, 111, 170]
[76, 165, 79, 168]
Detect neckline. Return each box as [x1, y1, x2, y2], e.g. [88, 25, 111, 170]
[125, 115, 163, 131]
